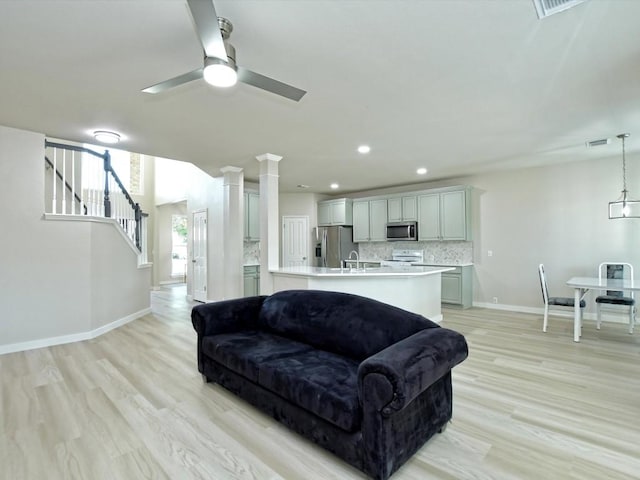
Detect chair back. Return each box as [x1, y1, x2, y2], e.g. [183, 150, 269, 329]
[538, 264, 549, 305]
[598, 262, 633, 297]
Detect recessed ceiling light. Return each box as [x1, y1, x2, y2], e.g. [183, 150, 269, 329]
[357, 145, 371, 154]
[93, 130, 121, 144]
[330, 183, 339, 189]
[416, 167, 428, 175]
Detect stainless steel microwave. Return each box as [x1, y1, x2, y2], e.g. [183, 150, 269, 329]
[386, 222, 418, 241]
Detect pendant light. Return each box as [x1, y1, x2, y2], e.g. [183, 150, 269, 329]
[609, 133, 640, 219]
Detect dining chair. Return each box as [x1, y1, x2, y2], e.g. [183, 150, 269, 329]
[538, 264, 585, 333]
[596, 262, 636, 334]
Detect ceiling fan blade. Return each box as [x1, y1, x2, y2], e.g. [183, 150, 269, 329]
[237, 67, 306, 102]
[142, 68, 204, 94]
[186, 0, 228, 61]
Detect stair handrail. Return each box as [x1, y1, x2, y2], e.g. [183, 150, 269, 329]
[44, 140, 146, 251]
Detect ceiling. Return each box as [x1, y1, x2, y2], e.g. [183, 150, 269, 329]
[1, 0, 639, 194]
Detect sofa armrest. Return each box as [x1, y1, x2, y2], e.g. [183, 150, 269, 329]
[191, 295, 267, 337]
[358, 327, 468, 415]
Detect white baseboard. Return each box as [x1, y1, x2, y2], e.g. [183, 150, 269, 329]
[0, 307, 152, 356]
[473, 302, 628, 324]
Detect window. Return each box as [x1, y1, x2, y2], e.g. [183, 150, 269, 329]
[171, 215, 188, 277]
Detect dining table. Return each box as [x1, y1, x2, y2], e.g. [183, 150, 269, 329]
[566, 276, 639, 342]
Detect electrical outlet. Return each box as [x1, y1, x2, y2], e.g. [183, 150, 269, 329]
[488, 250, 493, 257]
[492, 297, 498, 304]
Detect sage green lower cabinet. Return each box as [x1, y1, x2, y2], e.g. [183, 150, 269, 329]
[439, 265, 472, 308]
[243, 265, 260, 297]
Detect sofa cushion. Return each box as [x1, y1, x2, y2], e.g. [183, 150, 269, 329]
[202, 331, 312, 382]
[259, 290, 439, 361]
[258, 349, 361, 432]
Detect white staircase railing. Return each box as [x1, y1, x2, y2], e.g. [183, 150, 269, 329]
[44, 140, 148, 256]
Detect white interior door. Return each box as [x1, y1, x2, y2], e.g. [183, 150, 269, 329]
[282, 216, 309, 267]
[192, 210, 207, 302]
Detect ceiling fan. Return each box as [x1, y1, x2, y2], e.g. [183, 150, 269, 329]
[142, 0, 306, 101]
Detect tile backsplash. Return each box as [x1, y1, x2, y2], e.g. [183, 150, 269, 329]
[358, 241, 473, 265]
[243, 241, 260, 265]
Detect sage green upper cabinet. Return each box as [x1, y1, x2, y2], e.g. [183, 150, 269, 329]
[352, 201, 370, 242]
[317, 198, 353, 226]
[418, 194, 441, 240]
[353, 199, 387, 242]
[387, 196, 417, 222]
[244, 192, 260, 241]
[418, 189, 470, 241]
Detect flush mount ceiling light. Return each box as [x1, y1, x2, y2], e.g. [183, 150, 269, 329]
[93, 130, 121, 144]
[609, 133, 640, 219]
[357, 145, 371, 154]
[330, 183, 339, 190]
[416, 167, 428, 175]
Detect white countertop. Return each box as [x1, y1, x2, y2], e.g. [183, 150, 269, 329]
[413, 262, 474, 267]
[270, 265, 454, 278]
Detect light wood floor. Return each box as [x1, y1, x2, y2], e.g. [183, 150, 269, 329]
[1, 286, 639, 480]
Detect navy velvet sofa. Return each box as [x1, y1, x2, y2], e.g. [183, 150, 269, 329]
[192, 289, 468, 480]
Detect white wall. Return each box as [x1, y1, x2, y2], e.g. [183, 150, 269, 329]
[154, 157, 191, 205]
[466, 159, 639, 313]
[89, 221, 151, 330]
[185, 164, 226, 302]
[0, 124, 151, 353]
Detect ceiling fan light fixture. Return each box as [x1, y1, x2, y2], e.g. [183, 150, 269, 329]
[203, 58, 237, 88]
[93, 130, 121, 144]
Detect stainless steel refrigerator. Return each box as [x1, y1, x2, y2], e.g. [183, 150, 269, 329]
[314, 226, 356, 268]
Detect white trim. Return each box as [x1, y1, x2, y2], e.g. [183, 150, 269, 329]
[43, 213, 140, 255]
[159, 279, 185, 285]
[472, 302, 626, 324]
[0, 307, 151, 356]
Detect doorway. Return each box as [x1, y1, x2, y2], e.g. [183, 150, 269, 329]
[192, 209, 208, 302]
[171, 214, 188, 281]
[282, 216, 309, 267]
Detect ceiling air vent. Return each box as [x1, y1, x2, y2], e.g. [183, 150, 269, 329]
[586, 138, 611, 148]
[533, 0, 588, 19]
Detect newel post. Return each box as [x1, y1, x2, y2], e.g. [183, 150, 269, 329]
[103, 150, 112, 218]
[134, 203, 142, 251]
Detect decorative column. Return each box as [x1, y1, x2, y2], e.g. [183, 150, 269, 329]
[221, 166, 244, 299]
[256, 153, 282, 294]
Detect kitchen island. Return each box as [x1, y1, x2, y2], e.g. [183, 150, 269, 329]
[270, 265, 453, 322]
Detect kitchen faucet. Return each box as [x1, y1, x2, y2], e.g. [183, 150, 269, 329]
[348, 250, 360, 270]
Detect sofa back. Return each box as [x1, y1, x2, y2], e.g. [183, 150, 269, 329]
[258, 290, 439, 361]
